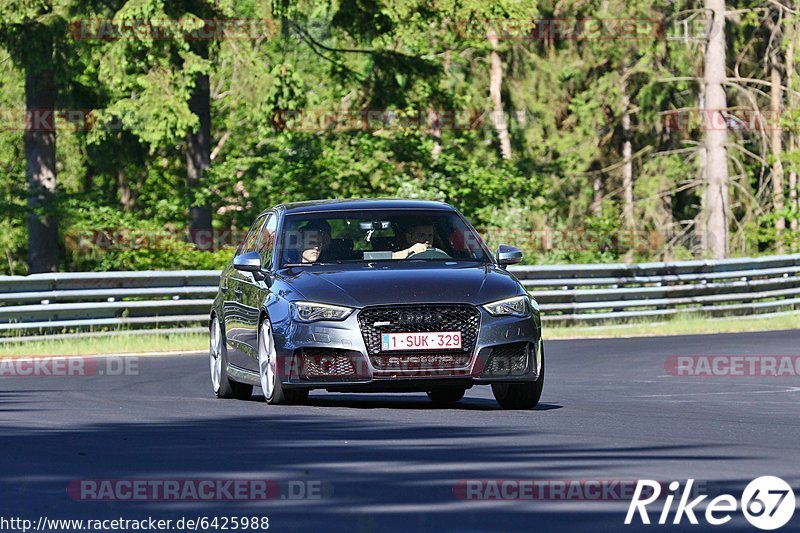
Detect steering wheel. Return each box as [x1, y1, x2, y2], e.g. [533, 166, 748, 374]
[407, 247, 450, 259]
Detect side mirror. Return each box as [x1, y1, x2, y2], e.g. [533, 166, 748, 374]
[233, 251, 267, 281]
[496, 244, 523, 267]
[233, 251, 262, 272]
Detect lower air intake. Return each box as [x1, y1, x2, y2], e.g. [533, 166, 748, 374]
[296, 348, 366, 379]
[482, 342, 530, 377]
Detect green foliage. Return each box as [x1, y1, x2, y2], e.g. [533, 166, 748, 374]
[0, 0, 798, 274]
[62, 204, 233, 271]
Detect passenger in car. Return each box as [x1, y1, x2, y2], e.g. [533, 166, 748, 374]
[298, 220, 332, 263]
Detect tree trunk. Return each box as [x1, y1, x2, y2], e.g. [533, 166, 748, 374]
[790, 142, 798, 234]
[698, 83, 708, 253]
[429, 109, 442, 161]
[25, 34, 59, 273]
[591, 176, 603, 216]
[702, 0, 729, 259]
[787, 24, 798, 233]
[770, 52, 785, 252]
[117, 169, 134, 211]
[621, 70, 634, 229]
[186, 73, 213, 250]
[487, 29, 511, 160]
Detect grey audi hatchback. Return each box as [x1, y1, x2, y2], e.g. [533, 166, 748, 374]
[209, 199, 544, 409]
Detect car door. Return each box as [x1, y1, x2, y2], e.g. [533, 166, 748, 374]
[224, 213, 267, 370]
[236, 212, 278, 371]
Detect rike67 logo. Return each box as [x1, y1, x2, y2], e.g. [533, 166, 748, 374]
[625, 477, 795, 530]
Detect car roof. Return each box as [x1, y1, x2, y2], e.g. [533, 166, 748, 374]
[270, 198, 456, 215]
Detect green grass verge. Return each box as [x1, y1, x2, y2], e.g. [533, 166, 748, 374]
[545, 312, 800, 339]
[0, 332, 207, 357]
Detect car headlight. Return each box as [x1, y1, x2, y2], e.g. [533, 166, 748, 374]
[293, 301, 354, 322]
[482, 295, 531, 317]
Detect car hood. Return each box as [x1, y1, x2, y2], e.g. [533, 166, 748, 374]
[276, 262, 524, 308]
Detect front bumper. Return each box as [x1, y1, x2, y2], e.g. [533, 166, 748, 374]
[273, 307, 543, 390]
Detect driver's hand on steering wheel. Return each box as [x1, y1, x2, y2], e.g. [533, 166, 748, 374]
[392, 242, 429, 259]
[408, 242, 429, 256]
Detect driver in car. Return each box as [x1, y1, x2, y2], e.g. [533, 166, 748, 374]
[298, 220, 332, 263]
[392, 223, 435, 259]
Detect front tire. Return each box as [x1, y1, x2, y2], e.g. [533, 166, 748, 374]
[258, 318, 308, 405]
[210, 316, 253, 400]
[491, 346, 545, 410]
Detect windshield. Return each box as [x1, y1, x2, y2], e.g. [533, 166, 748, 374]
[279, 210, 491, 266]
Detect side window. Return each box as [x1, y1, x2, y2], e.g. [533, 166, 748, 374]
[257, 214, 277, 268]
[237, 214, 267, 255]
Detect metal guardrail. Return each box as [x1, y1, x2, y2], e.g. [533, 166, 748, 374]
[0, 270, 218, 336]
[512, 254, 800, 322]
[0, 254, 799, 338]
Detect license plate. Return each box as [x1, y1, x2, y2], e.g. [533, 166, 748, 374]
[381, 332, 462, 351]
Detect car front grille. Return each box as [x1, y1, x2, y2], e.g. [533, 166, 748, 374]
[358, 304, 480, 355]
[357, 304, 481, 373]
[482, 342, 530, 377]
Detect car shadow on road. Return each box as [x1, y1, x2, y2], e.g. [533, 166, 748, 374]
[249, 392, 563, 411]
